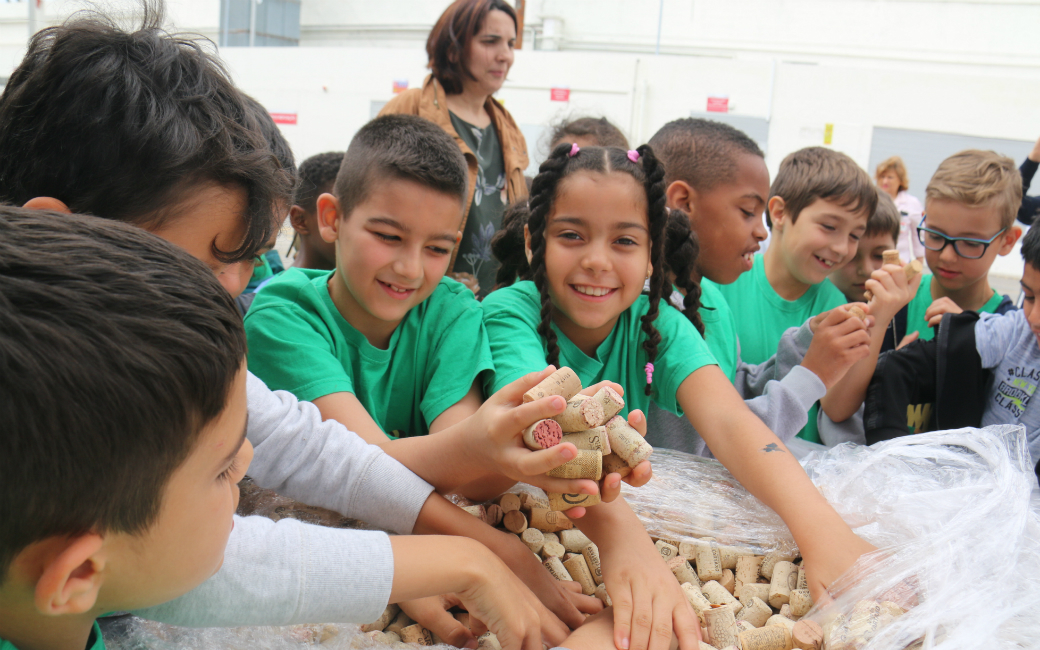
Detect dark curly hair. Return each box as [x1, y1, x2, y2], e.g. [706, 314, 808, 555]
[492, 143, 673, 395]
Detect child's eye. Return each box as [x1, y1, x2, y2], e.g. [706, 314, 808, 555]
[615, 237, 638, 246]
[850, 233, 861, 241]
[740, 209, 754, 218]
[427, 246, 450, 256]
[373, 232, 400, 243]
[558, 231, 582, 241]
[821, 224, 836, 232]
[218, 458, 240, 483]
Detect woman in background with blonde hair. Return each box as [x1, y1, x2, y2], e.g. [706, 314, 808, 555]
[876, 155, 926, 265]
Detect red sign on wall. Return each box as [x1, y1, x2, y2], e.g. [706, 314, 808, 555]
[706, 96, 729, 113]
[270, 112, 298, 125]
[550, 87, 570, 102]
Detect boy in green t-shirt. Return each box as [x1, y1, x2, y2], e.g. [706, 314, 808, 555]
[245, 115, 493, 444]
[902, 150, 1022, 343]
[715, 146, 878, 442]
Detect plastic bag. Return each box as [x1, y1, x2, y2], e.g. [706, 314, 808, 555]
[624, 424, 1040, 649]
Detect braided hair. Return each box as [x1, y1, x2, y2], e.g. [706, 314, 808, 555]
[491, 142, 670, 396]
[664, 208, 706, 336]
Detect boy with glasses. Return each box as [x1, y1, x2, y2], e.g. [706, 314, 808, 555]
[902, 150, 1023, 343]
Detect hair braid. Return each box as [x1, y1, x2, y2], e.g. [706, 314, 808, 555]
[664, 208, 706, 336]
[637, 144, 668, 396]
[528, 142, 573, 367]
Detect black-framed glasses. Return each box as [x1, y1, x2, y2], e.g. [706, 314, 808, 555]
[916, 216, 1006, 260]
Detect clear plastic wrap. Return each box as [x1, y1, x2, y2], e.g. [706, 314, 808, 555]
[624, 424, 1040, 649]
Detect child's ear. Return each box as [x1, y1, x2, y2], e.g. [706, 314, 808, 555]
[22, 197, 71, 213]
[524, 224, 533, 265]
[315, 193, 343, 244]
[288, 205, 309, 235]
[34, 534, 106, 616]
[998, 224, 1023, 255]
[665, 180, 697, 219]
[767, 196, 787, 231]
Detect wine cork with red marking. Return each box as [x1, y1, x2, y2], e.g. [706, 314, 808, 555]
[604, 416, 653, 466]
[502, 510, 527, 534]
[739, 583, 771, 608]
[704, 605, 740, 649]
[460, 504, 487, 522]
[589, 386, 625, 424]
[581, 543, 604, 585]
[667, 556, 698, 586]
[476, 632, 501, 650]
[521, 527, 544, 554]
[399, 624, 433, 645]
[789, 589, 812, 617]
[563, 554, 597, 595]
[522, 419, 563, 450]
[791, 620, 823, 650]
[485, 503, 504, 527]
[494, 493, 521, 513]
[553, 394, 604, 432]
[768, 561, 798, 608]
[736, 596, 771, 628]
[540, 540, 565, 559]
[601, 453, 633, 478]
[738, 625, 793, 650]
[543, 556, 573, 581]
[529, 507, 573, 532]
[681, 582, 712, 624]
[703, 580, 742, 614]
[548, 491, 601, 511]
[561, 427, 611, 454]
[546, 449, 602, 480]
[696, 539, 724, 582]
[361, 604, 401, 633]
[594, 583, 612, 607]
[524, 367, 582, 403]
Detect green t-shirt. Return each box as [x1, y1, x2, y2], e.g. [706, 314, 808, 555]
[244, 268, 494, 438]
[482, 281, 718, 417]
[905, 274, 1007, 342]
[450, 112, 507, 299]
[698, 280, 738, 383]
[1, 622, 105, 650]
[715, 255, 846, 443]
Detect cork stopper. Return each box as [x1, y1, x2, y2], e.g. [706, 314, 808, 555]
[738, 625, 793, 650]
[502, 510, 528, 534]
[548, 491, 601, 511]
[796, 567, 807, 591]
[655, 540, 679, 561]
[476, 632, 502, 650]
[546, 449, 603, 480]
[848, 305, 866, 320]
[681, 582, 712, 625]
[399, 624, 433, 645]
[542, 556, 573, 581]
[904, 258, 923, 282]
[594, 583, 612, 607]
[559, 529, 592, 552]
[589, 385, 625, 424]
[521, 527, 545, 554]
[494, 493, 521, 513]
[703, 580, 742, 614]
[604, 416, 653, 466]
[529, 507, 573, 532]
[760, 551, 796, 579]
[540, 539, 565, 559]
[696, 539, 724, 582]
[704, 604, 740, 649]
[766, 615, 795, 631]
[601, 452, 633, 478]
[385, 609, 415, 635]
[738, 582, 771, 607]
[720, 569, 736, 594]
[581, 543, 604, 585]
[768, 561, 798, 609]
[460, 504, 487, 522]
[519, 492, 550, 514]
[882, 249, 901, 266]
[524, 366, 582, 403]
[561, 427, 611, 454]
[735, 621, 754, 634]
[522, 418, 563, 450]
[735, 596, 772, 628]
[563, 554, 597, 595]
[791, 620, 823, 650]
[667, 556, 699, 586]
[788, 589, 812, 617]
[360, 604, 400, 633]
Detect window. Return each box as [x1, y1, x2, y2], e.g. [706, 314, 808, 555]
[220, 0, 300, 47]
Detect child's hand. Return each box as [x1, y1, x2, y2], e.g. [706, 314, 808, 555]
[399, 595, 480, 648]
[896, 331, 920, 349]
[864, 262, 913, 323]
[924, 297, 963, 327]
[800, 307, 873, 389]
[465, 367, 601, 498]
[599, 408, 653, 505]
[801, 532, 878, 606]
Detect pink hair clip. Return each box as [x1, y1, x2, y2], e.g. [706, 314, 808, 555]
[644, 362, 654, 385]
[627, 149, 641, 164]
[569, 143, 580, 157]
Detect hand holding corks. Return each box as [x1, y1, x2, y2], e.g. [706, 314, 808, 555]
[852, 250, 920, 323]
[520, 367, 654, 514]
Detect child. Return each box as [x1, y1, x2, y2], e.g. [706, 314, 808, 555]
[487, 143, 875, 648]
[290, 151, 344, 271]
[903, 150, 1022, 343]
[716, 146, 877, 442]
[644, 118, 872, 454]
[0, 207, 546, 650]
[0, 11, 599, 641]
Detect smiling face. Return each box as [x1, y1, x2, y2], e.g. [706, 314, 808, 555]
[317, 177, 462, 348]
[531, 171, 651, 354]
[1022, 264, 1040, 349]
[462, 9, 516, 97]
[922, 198, 1016, 293]
[102, 362, 252, 611]
[686, 153, 770, 285]
[771, 197, 868, 288]
[876, 170, 901, 199]
[830, 231, 898, 302]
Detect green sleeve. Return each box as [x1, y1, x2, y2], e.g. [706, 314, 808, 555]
[244, 303, 354, 403]
[650, 303, 719, 416]
[419, 290, 495, 423]
[482, 286, 549, 395]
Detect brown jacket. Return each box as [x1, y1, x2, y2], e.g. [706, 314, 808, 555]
[379, 74, 529, 271]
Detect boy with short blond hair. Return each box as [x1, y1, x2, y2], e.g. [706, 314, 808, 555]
[718, 146, 877, 442]
[904, 150, 1022, 342]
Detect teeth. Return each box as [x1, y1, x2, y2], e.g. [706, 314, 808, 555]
[574, 285, 612, 297]
[384, 282, 409, 293]
[816, 256, 835, 268]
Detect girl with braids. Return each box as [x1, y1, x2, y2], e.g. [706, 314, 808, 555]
[484, 143, 877, 648]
